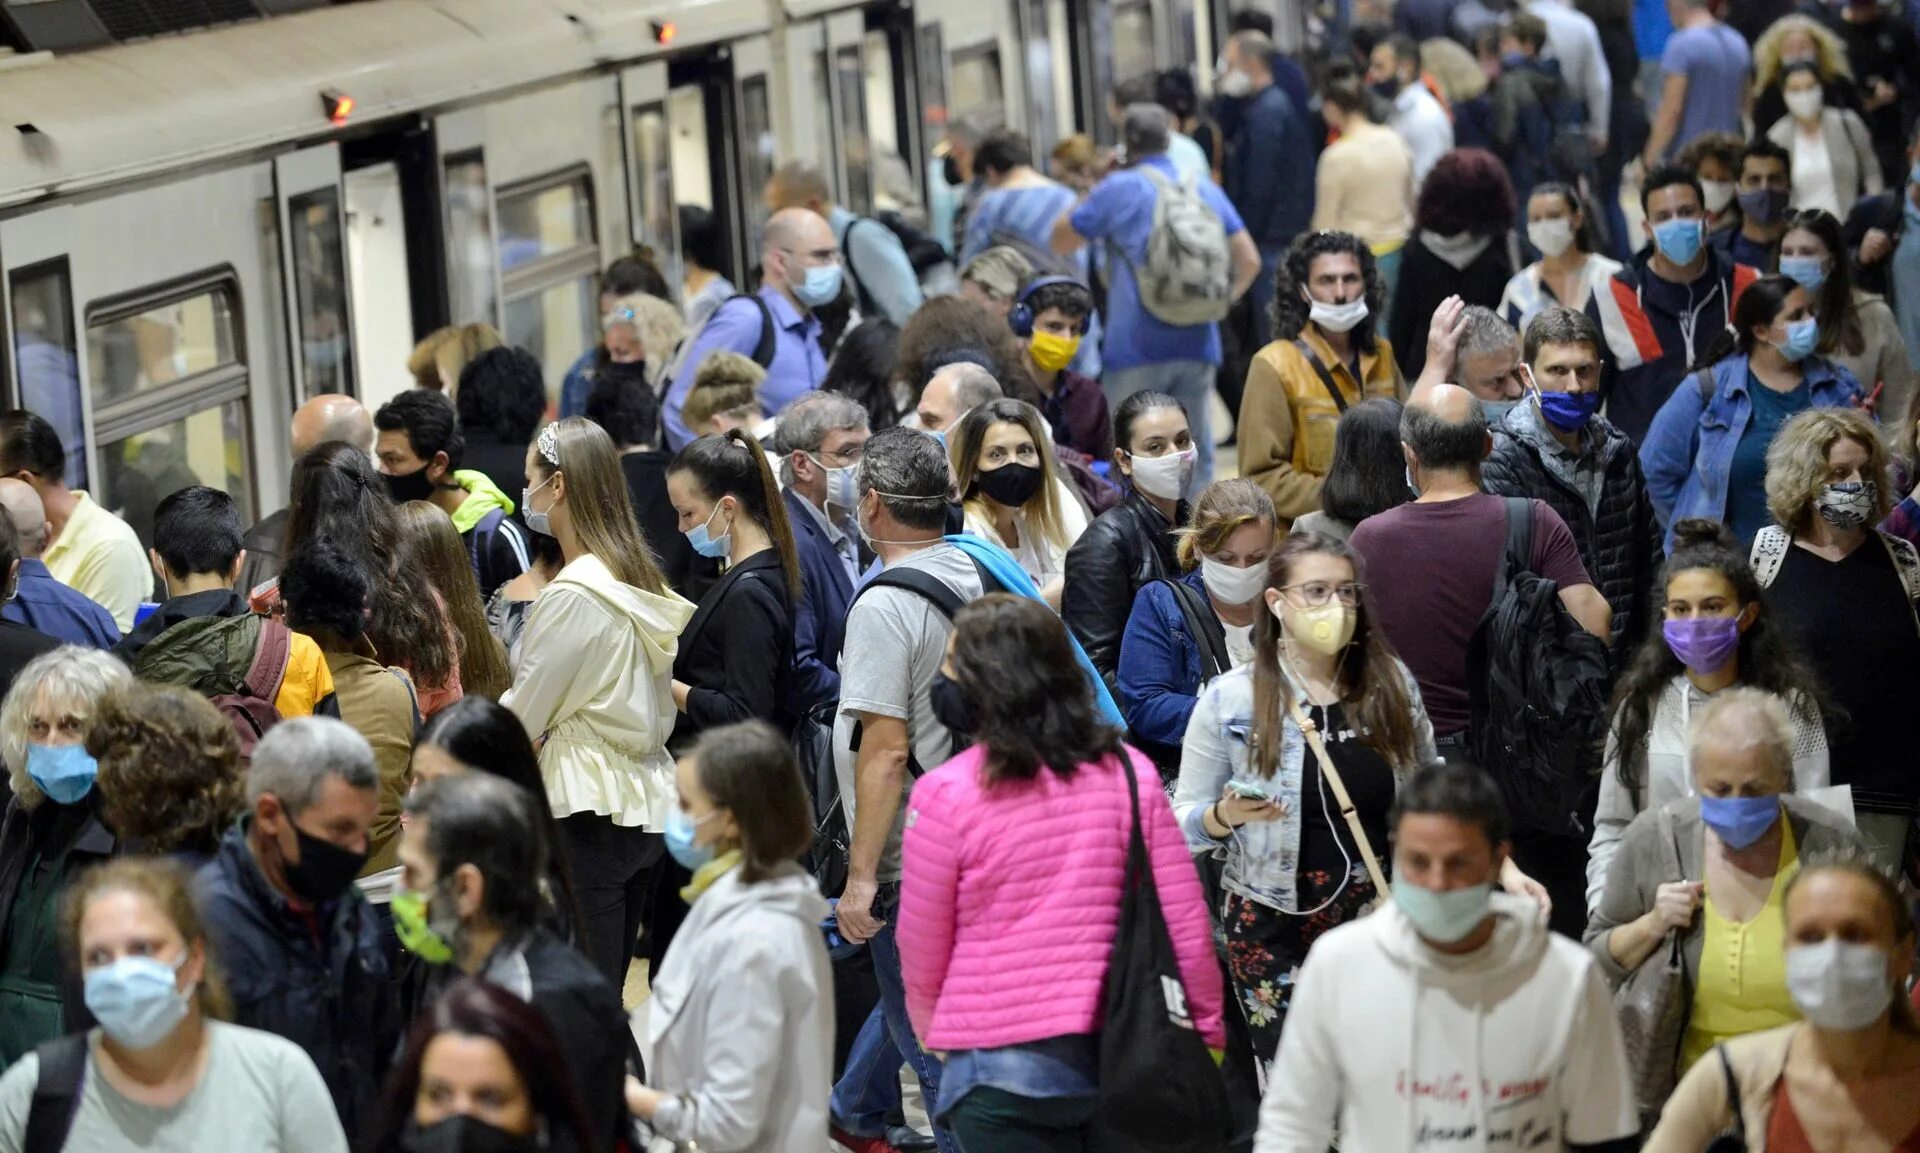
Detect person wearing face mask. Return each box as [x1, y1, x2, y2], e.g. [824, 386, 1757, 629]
[1064, 392, 1195, 693]
[1484, 307, 1662, 655]
[397, 772, 630, 1153]
[954, 399, 1089, 607]
[1710, 139, 1796, 273]
[1645, 849, 1920, 1153]
[771, 393, 872, 713]
[1640, 276, 1863, 550]
[1365, 35, 1455, 191]
[1767, 63, 1886, 221]
[1216, 30, 1315, 355]
[1386, 149, 1519, 383]
[1752, 407, 1920, 872]
[0, 647, 129, 1067]
[1681, 132, 1745, 240]
[662, 208, 838, 449]
[1589, 167, 1763, 444]
[618, 721, 831, 1152]
[1748, 16, 1864, 146]
[0, 859, 348, 1153]
[502, 419, 696, 988]
[1450, 305, 1532, 424]
[195, 717, 398, 1141]
[553, 253, 673, 420]
[1240, 230, 1404, 525]
[1013, 277, 1113, 459]
[374, 389, 531, 600]
[1778, 207, 1916, 424]
[584, 292, 684, 404]
[1256, 762, 1637, 1152]
[583, 370, 720, 603]
[1585, 520, 1831, 916]
[1500, 184, 1625, 329]
[1586, 689, 1865, 1105]
[767, 162, 924, 329]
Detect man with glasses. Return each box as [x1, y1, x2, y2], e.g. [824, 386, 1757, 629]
[772, 391, 872, 714]
[663, 207, 838, 448]
[766, 162, 926, 328]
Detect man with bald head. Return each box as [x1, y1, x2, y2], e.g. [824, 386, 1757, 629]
[914, 361, 1005, 435]
[238, 394, 372, 596]
[662, 208, 837, 448]
[766, 161, 924, 328]
[0, 477, 117, 647]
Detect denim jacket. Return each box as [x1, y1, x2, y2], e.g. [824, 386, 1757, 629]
[1171, 660, 1437, 912]
[1117, 570, 1211, 755]
[1638, 353, 1863, 550]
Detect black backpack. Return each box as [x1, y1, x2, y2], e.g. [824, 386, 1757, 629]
[1466, 498, 1611, 839]
[844, 215, 954, 319]
[23, 1033, 86, 1153]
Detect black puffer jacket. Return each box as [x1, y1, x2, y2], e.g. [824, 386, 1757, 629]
[1482, 410, 1663, 657]
[1063, 490, 1186, 692]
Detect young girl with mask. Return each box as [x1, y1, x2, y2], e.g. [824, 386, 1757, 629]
[1498, 183, 1624, 328]
[1585, 518, 1831, 915]
[953, 399, 1088, 607]
[0, 858, 348, 1152]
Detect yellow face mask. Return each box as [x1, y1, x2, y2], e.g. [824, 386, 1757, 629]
[1029, 330, 1083, 374]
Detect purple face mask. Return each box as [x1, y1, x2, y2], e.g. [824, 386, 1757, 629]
[1663, 616, 1741, 675]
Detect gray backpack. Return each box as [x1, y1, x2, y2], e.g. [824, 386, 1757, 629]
[1123, 168, 1232, 326]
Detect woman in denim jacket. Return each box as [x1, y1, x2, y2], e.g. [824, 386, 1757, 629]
[1638, 276, 1863, 552]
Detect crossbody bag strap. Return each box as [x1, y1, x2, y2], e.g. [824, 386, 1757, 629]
[1161, 578, 1229, 682]
[1292, 339, 1350, 413]
[1282, 695, 1391, 899]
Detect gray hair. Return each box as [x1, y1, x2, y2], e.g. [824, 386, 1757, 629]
[773, 392, 870, 486]
[857, 426, 952, 531]
[1230, 29, 1277, 71]
[934, 362, 1005, 413]
[246, 716, 378, 815]
[404, 773, 548, 933]
[959, 246, 1034, 301]
[1689, 687, 1796, 789]
[1122, 104, 1172, 157]
[1457, 305, 1521, 361]
[1, 646, 132, 808]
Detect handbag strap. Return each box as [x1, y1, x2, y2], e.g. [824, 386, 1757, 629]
[1293, 339, 1350, 413]
[1715, 1045, 1747, 1146]
[1284, 695, 1392, 900]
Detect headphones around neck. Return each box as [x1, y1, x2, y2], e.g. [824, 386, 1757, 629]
[1007, 275, 1088, 338]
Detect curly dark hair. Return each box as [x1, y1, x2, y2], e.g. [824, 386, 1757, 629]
[1272, 230, 1388, 348]
[455, 347, 547, 448]
[823, 319, 903, 430]
[895, 295, 1033, 406]
[89, 682, 242, 857]
[1414, 148, 1517, 237]
[948, 594, 1124, 782]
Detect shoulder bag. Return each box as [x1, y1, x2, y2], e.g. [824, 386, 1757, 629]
[1282, 695, 1391, 907]
[1615, 804, 1691, 1125]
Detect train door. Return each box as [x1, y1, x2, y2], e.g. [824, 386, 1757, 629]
[342, 121, 450, 414]
[272, 145, 358, 404]
[2, 207, 97, 490]
[865, 6, 924, 210]
[732, 36, 778, 276]
[621, 60, 679, 280]
[825, 11, 874, 216]
[667, 52, 740, 286]
[436, 108, 504, 332]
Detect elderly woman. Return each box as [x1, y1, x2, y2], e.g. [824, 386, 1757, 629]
[1752, 407, 1920, 871]
[0, 646, 132, 1066]
[1585, 688, 1865, 1111]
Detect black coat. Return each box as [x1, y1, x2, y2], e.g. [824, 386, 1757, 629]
[1389, 236, 1515, 382]
[667, 549, 795, 756]
[1482, 413, 1663, 657]
[462, 430, 536, 522]
[1062, 490, 1187, 693]
[1844, 190, 1905, 299]
[0, 621, 58, 712]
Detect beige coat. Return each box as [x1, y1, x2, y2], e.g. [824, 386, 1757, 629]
[1643, 1024, 1795, 1153]
[1767, 108, 1884, 217]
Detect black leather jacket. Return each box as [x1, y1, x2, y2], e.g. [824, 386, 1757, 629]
[1063, 490, 1186, 692]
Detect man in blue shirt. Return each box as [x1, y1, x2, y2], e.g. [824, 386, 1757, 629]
[1052, 104, 1261, 491]
[1218, 29, 1314, 353]
[766, 162, 924, 328]
[0, 477, 118, 648]
[662, 208, 837, 449]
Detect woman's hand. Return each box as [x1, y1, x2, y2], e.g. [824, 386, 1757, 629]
[1218, 791, 1287, 827]
[624, 1075, 664, 1119]
[1498, 858, 1553, 921]
[1650, 880, 1704, 933]
[671, 679, 691, 712]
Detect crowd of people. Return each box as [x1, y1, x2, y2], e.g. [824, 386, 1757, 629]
[3, 2, 1920, 1148]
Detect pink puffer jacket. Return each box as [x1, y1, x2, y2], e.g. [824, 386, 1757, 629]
[898, 743, 1226, 1052]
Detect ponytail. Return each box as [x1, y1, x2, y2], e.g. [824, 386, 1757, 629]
[669, 432, 804, 604]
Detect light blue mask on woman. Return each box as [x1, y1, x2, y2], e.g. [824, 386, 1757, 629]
[27, 743, 97, 805]
[1777, 316, 1820, 362]
[684, 503, 732, 558]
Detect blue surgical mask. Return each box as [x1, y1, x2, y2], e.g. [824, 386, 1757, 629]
[1699, 794, 1780, 850]
[1778, 255, 1827, 292]
[1537, 389, 1602, 431]
[1652, 217, 1705, 265]
[1479, 397, 1523, 423]
[1394, 880, 1493, 944]
[684, 503, 732, 558]
[665, 806, 718, 870]
[792, 264, 844, 308]
[27, 743, 97, 805]
[85, 954, 192, 1049]
[1777, 316, 1820, 362]
[520, 474, 556, 537]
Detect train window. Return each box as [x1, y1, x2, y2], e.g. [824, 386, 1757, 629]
[669, 85, 714, 213]
[740, 76, 775, 264]
[497, 169, 601, 400]
[288, 188, 355, 402]
[632, 102, 675, 255]
[1111, 0, 1155, 84]
[920, 22, 948, 152]
[85, 273, 252, 549]
[445, 151, 498, 327]
[8, 260, 86, 487]
[836, 45, 872, 216]
[949, 43, 1006, 129]
[864, 30, 900, 165]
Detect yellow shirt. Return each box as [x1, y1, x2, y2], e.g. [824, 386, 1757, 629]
[1680, 820, 1801, 1072]
[43, 491, 148, 633]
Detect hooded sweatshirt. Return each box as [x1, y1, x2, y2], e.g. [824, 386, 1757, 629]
[448, 469, 530, 599]
[502, 553, 694, 829]
[1255, 891, 1637, 1153]
[646, 863, 834, 1153]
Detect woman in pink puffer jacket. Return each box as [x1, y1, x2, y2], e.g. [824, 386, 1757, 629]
[898, 593, 1226, 1150]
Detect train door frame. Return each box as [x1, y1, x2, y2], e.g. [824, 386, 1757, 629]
[436, 107, 506, 333]
[619, 61, 680, 270]
[867, 2, 925, 199]
[341, 119, 452, 346]
[732, 36, 778, 278]
[1, 205, 101, 488]
[668, 50, 743, 287]
[824, 10, 872, 216]
[272, 143, 360, 405]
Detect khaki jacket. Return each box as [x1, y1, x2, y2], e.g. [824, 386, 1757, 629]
[1644, 1024, 1796, 1153]
[316, 633, 418, 877]
[1237, 326, 1402, 522]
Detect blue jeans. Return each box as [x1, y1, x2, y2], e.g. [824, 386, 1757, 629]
[1103, 360, 1217, 496]
[832, 1004, 906, 1136]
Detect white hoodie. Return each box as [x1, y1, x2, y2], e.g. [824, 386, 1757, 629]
[1255, 892, 1636, 1153]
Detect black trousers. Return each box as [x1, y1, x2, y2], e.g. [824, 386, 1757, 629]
[557, 813, 664, 988]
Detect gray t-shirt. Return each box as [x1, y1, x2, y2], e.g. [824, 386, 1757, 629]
[833, 543, 986, 884]
[0, 1022, 347, 1153]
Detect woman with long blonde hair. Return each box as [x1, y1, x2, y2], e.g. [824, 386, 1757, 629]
[952, 398, 1089, 607]
[1750, 15, 1859, 143]
[393, 501, 511, 701]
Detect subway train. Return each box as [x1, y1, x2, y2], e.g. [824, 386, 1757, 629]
[0, 0, 1309, 551]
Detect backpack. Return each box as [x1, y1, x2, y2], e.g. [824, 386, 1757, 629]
[132, 613, 291, 763]
[23, 1033, 86, 1153]
[1120, 168, 1233, 327]
[1465, 498, 1612, 839]
[844, 215, 955, 316]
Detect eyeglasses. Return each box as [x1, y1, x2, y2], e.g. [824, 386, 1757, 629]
[782, 247, 842, 266]
[1281, 581, 1367, 607]
[813, 442, 866, 466]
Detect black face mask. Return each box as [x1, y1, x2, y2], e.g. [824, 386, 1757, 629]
[385, 467, 437, 504]
[600, 358, 649, 386]
[971, 461, 1045, 508]
[400, 1115, 541, 1153]
[282, 823, 369, 905]
[929, 670, 977, 737]
[943, 155, 964, 186]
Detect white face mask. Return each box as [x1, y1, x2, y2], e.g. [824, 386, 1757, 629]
[1127, 447, 1196, 501]
[809, 455, 860, 508]
[1200, 556, 1268, 606]
[1308, 297, 1370, 334]
[1218, 69, 1254, 97]
[1700, 179, 1737, 214]
[1786, 938, 1895, 1030]
[1785, 88, 1825, 121]
[1527, 217, 1575, 258]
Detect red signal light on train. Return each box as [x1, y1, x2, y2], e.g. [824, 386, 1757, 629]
[322, 89, 355, 126]
[652, 20, 676, 45]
